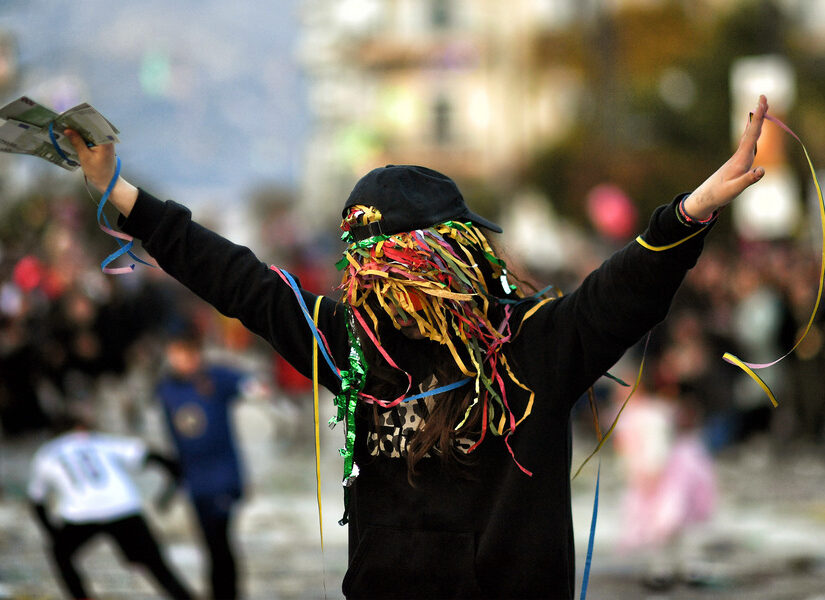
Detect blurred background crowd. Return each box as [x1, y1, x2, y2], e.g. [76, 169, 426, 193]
[3, 0, 825, 598]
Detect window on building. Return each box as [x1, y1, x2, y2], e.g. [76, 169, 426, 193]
[433, 94, 452, 145]
[431, 0, 452, 30]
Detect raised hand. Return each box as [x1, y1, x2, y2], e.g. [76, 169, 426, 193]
[682, 95, 768, 221]
[64, 129, 138, 217]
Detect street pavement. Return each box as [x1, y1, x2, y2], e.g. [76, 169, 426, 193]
[2, 390, 825, 599]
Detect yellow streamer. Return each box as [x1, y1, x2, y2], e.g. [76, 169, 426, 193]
[722, 115, 825, 407]
[573, 335, 649, 479]
[514, 297, 555, 338]
[631, 116, 824, 414]
[501, 354, 534, 428]
[721, 352, 778, 407]
[634, 227, 707, 252]
[312, 295, 324, 550]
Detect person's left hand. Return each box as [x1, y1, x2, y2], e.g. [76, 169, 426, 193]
[682, 95, 768, 221]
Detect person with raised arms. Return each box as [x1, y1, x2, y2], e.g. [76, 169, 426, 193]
[60, 95, 769, 599]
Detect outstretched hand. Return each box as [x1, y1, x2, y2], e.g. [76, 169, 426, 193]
[682, 95, 768, 221]
[64, 129, 138, 217]
[64, 129, 117, 192]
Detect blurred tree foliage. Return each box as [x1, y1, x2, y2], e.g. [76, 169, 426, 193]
[522, 0, 821, 239]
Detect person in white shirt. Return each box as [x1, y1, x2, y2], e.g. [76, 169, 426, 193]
[28, 410, 194, 599]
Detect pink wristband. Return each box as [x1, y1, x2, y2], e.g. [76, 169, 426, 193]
[678, 196, 715, 225]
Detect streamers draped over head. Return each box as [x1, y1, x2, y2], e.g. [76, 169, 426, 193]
[335, 202, 537, 475]
[326, 164, 541, 519]
[339, 204, 513, 352]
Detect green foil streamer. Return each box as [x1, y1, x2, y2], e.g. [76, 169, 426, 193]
[331, 313, 367, 524]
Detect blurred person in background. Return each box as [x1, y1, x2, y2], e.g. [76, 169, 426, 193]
[27, 407, 192, 599]
[61, 95, 769, 599]
[754, 244, 825, 450]
[666, 249, 740, 453]
[657, 309, 738, 453]
[0, 255, 62, 437]
[156, 324, 249, 600]
[613, 378, 717, 591]
[0, 312, 52, 436]
[783, 251, 825, 447]
[728, 259, 794, 444]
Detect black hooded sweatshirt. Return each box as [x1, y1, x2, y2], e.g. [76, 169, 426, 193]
[121, 189, 713, 599]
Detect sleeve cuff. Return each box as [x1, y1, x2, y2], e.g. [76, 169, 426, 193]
[118, 188, 167, 241]
[639, 193, 717, 248]
[676, 194, 717, 226]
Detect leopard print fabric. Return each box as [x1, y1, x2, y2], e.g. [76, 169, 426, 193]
[366, 376, 477, 458]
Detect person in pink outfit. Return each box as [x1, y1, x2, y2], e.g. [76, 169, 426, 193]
[614, 386, 717, 589]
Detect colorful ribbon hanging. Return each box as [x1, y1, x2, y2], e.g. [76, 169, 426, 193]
[338, 207, 539, 477]
[573, 111, 823, 599]
[312, 295, 326, 550]
[573, 333, 652, 479]
[311, 295, 330, 599]
[721, 113, 825, 407]
[579, 461, 601, 600]
[49, 124, 153, 274]
[47, 122, 79, 167]
[335, 316, 366, 524]
[633, 109, 824, 409]
[270, 267, 341, 381]
[95, 156, 142, 274]
[270, 266, 475, 522]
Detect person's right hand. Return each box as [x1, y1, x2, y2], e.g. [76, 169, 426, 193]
[63, 129, 117, 192]
[63, 129, 138, 217]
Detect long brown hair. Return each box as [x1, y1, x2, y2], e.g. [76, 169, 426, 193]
[356, 319, 483, 483]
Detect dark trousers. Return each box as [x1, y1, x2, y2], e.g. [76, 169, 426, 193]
[48, 513, 192, 599]
[192, 494, 240, 600]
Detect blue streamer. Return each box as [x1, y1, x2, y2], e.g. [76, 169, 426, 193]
[47, 122, 79, 167]
[97, 156, 133, 271]
[97, 208, 155, 270]
[276, 267, 472, 402]
[48, 126, 152, 273]
[402, 377, 471, 402]
[94, 156, 152, 272]
[274, 267, 341, 380]
[579, 461, 600, 600]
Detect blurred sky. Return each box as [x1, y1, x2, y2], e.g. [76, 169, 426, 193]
[0, 0, 307, 206]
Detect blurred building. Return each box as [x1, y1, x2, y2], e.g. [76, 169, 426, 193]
[297, 0, 825, 232]
[297, 0, 589, 228]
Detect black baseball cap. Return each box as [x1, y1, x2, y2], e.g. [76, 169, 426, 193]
[343, 165, 503, 241]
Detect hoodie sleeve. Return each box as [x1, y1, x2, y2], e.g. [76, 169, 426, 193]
[513, 193, 715, 410]
[120, 189, 347, 393]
